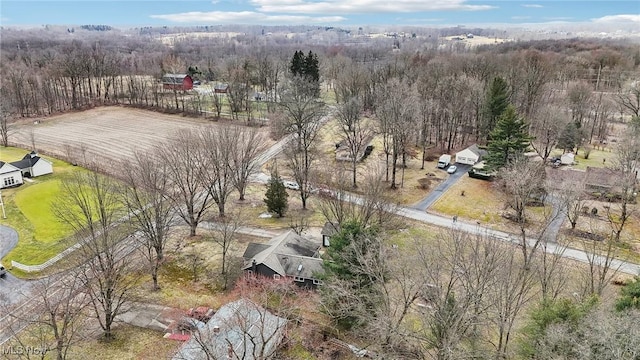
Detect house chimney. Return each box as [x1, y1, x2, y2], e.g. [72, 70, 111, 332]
[213, 325, 220, 335]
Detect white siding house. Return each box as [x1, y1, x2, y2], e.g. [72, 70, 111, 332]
[10, 151, 53, 178]
[455, 144, 486, 165]
[0, 162, 24, 189]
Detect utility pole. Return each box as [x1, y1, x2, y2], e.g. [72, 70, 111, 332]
[0, 190, 6, 219]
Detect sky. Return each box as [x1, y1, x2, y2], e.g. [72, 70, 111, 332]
[1, 0, 639, 28]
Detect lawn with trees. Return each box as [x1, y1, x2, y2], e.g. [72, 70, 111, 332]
[1, 24, 639, 359]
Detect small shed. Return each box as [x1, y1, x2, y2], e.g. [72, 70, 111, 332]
[162, 74, 193, 91]
[455, 144, 486, 165]
[0, 161, 23, 189]
[214, 83, 229, 94]
[560, 152, 575, 165]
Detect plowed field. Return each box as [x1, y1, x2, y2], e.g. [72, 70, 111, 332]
[10, 106, 269, 175]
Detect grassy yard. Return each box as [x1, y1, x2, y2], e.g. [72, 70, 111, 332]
[1, 146, 84, 268]
[549, 147, 614, 171]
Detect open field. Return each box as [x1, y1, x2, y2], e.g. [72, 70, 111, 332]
[9, 106, 273, 175]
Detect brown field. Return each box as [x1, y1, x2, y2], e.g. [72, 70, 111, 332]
[9, 106, 273, 175]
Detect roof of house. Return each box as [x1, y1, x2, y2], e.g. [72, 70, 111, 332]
[321, 222, 339, 237]
[584, 166, 617, 188]
[0, 161, 22, 175]
[462, 144, 488, 158]
[9, 151, 50, 171]
[173, 298, 287, 360]
[214, 83, 229, 90]
[162, 74, 190, 84]
[242, 230, 323, 279]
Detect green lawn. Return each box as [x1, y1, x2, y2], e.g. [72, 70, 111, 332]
[550, 148, 613, 170]
[1, 146, 83, 269]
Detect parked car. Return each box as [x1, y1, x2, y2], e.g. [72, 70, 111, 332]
[283, 180, 300, 191]
[0, 264, 6, 277]
[447, 165, 458, 174]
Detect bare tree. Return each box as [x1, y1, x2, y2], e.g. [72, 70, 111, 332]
[158, 129, 214, 237]
[336, 96, 374, 188]
[53, 169, 134, 340]
[529, 104, 568, 162]
[5, 273, 90, 360]
[0, 102, 13, 147]
[616, 81, 640, 118]
[556, 180, 587, 230]
[120, 151, 175, 290]
[278, 78, 327, 209]
[489, 250, 537, 359]
[605, 133, 639, 242]
[579, 237, 620, 298]
[499, 157, 548, 268]
[199, 126, 236, 217]
[229, 126, 267, 201]
[208, 210, 243, 290]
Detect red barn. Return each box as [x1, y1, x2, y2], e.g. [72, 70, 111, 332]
[162, 74, 193, 91]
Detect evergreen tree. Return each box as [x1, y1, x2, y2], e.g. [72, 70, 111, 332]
[615, 277, 640, 311]
[264, 169, 288, 217]
[486, 105, 532, 169]
[290, 50, 305, 77]
[321, 220, 385, 329]
[289, 50, 320, 97]
[557, 122, 584, 153]
[303, 51, 320, 83]
[482, 76, 510, 141]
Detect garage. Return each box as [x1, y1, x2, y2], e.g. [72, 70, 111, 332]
[455, 144, 486, 165]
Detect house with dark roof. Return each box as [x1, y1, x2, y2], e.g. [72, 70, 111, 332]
[10, 151, 53, 178]
[242, 230, 324, 288]
[0, 161, 23, 189]
[162, 74, 194, 91]
[172, 298, 287, 360]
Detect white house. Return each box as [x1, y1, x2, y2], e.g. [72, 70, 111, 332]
[10, 151, 53, 178]
[455, 144, 486, 165]
[0, 161, 24, 189]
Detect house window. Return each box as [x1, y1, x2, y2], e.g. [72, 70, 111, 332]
[273, 274, 281, 280]
[294, 276, 305, 283]
[3, 177, 15, 187]
[313, 279, 323, 286]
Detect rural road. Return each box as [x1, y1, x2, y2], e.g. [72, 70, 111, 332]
[411, 164, 472, 210]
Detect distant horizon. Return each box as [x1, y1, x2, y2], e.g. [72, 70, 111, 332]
[1, 1, 639, 30]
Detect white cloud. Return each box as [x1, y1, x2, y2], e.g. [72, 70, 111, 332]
[250, 0, 494, 14]
[521, 4, 543, 8]
[150, 11, 346, 24]
[591, 14, 640, 23]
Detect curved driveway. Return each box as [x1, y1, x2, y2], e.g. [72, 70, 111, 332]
[412, 164, 472, 210]
[0, 225, 32, 306]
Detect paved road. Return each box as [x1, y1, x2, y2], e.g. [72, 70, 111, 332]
[0, 225, 33, 306]
[340, 191, 640, 276]
[412, 164, 472, 210]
